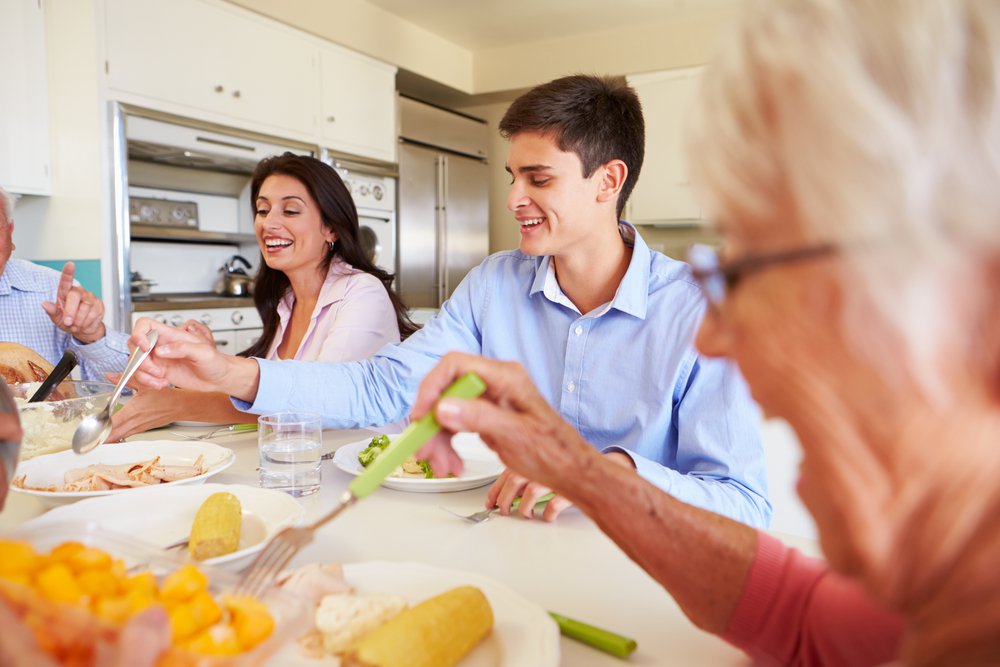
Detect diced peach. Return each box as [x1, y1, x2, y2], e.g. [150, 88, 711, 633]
[188, 590, 222, 630]
[68, 546, 113, 573]
[122, 571, 158, 597]
[168, 603, 200, 643]
[94, 596, 132, 625]
[185, 625, 241, 656]
[160, 565, 208, 603]
[0, 540, 40, 577]
[35, 563, 83, 605]
[49, 541, 85, 563]
[77, 569, 120, 598]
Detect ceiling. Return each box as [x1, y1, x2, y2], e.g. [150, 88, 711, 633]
[363, 0, 743, 51]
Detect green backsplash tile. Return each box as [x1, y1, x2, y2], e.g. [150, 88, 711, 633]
[31, 260, 102, 299]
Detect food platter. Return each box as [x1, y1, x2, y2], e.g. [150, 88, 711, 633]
[331, 432, 502, 493]
[23, 483, 303, 570]
[10, 440, 235, 506]
[269, 561, 560, 667]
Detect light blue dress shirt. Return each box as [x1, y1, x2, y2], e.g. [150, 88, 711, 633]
[0, 259, 129, 381]
[245, 225, 771, 526]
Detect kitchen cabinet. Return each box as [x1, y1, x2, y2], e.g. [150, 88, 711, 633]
[319, 44, 397, 163]
[0, 0, 51, 195]
[103, 0, 317, 140]
[626, 67, 704, 225]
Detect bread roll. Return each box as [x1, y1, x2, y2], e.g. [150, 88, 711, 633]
[0, 342, 52, 386]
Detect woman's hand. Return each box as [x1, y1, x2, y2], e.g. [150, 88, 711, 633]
[413, 352, 601, 503]
[108, 388, 177, 442]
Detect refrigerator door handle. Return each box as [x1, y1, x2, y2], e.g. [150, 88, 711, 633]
[435, 155, 449, 305]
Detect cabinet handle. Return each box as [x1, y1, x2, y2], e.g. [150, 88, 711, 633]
[214, 85, 224, 93]
[326, 115, 336, 123]
[232, 90, 241, 99]
[215, 340, 229, 347]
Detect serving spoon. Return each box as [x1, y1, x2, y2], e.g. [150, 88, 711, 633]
[27, 350, 78, 403]
[72, 330, 158, 454]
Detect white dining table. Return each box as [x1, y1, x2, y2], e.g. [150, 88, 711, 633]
[0, 425, 820, 666]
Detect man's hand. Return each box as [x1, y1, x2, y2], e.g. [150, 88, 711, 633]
[414, 352, 602, 508]
[129, 318, 261, 402]
[486, 469, 573, 522]
[40, 262, 107, 344]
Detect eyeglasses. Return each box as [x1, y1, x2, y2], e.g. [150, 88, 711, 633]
[686, 241, 840, 307]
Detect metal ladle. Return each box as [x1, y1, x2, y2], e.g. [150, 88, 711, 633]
[71, 330, 159, 454]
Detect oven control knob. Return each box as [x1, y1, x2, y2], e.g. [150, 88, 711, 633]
[372, 185, 384, 201]
[231, 311, 244, 325]
[154, 315, 167, 325]
[359, 184, 371, 197]
[200, 314, 212, 326]
[169, 314, 183, 327]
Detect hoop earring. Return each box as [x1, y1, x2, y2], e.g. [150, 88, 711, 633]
[328, 240, 336, 251]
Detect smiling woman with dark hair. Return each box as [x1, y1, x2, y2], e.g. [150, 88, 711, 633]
[110, 154, 415, 440]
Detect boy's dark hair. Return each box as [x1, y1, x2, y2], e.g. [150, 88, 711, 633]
[499, 74, 644, 219]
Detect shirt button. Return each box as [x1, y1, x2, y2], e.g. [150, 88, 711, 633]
[574, 326, 583, 335]
[567, 382, 576, 393]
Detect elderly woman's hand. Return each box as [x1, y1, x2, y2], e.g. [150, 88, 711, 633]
[413, 352, 602, 502]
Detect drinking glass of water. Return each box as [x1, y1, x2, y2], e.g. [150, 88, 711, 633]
[258, 412, 322, 497]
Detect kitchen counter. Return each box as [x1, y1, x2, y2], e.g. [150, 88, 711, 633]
[131, 294, 255, 311]
[1, 426, 820, 665]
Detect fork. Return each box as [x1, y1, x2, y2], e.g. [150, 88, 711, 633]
[441, 492, 556, 524]
[233, 372, 486, 598]
[169, 423, 257, 440]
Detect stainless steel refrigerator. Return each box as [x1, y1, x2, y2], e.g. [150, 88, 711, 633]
[397, 96, 490, 309]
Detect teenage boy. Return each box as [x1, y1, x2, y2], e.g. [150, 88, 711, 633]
[132, 75, 771, 526]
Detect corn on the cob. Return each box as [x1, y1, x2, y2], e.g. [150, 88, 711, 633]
[189, 492, 242, 560]
[344, 585, 493, 667]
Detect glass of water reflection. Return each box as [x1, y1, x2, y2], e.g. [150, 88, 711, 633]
[257, 412, 322, 497]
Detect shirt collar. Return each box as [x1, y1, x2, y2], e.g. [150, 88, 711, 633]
[276, 258, 358, 319]
[0, 259, 47, 296]
[528, 222, 651, 319]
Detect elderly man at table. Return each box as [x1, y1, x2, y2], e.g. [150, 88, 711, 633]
[412, 1, 1000, 665]
[0, 186, 128, 380]
[130, 75, 771, 527]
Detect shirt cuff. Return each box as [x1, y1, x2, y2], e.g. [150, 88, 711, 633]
[68, 330, 130, 363]
[230, 358, 281, 414]
[600, 445, 671, 493]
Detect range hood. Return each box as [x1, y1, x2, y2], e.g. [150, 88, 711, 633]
[126, 115, 311, 175]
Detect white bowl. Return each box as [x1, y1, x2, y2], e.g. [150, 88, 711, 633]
[24, 483, 304, 570]
[10, 440, 235, 506]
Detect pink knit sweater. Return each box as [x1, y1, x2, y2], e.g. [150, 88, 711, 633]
[723, 532, 905, 667]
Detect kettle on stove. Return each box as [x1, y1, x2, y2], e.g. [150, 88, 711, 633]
[213, 255, 254, 297]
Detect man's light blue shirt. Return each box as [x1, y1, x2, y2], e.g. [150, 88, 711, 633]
[0, 259, 129, 380]
[245, 226, 771, 526]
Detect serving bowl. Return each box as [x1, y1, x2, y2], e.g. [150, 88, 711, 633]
[2, 522, 309, 666]
[10, 380, 117, 460]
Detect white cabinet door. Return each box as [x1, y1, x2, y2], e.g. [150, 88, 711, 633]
[319, 45, 397, 162]
[104, 0, 317, 138]
[627, 68, 703, 224]
[212, 329, 238, 353]
[0, 0, 50, 195]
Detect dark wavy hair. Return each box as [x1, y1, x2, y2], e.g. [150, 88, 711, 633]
[239, 153, 417, 358]
[498, 74, 644, 219]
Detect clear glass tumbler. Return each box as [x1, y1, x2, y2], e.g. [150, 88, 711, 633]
[257, 412, 322, 497]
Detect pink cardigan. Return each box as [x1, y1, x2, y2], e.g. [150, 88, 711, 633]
[266, 259, 400, 362]
[723, 532, 905, 667]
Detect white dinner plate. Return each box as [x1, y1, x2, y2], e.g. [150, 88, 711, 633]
[11, 440, 235, 506]
[171, 421, 230, 427]
[24, 483, 303, 570]
[269, 561, 560, 667]
[332, 432, 502, 493]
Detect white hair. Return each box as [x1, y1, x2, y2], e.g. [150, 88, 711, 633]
[688, 0, 1000, 394]
[0, 186, 15, 224]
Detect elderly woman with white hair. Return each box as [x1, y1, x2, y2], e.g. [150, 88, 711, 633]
[412, 0, 1000, 665]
